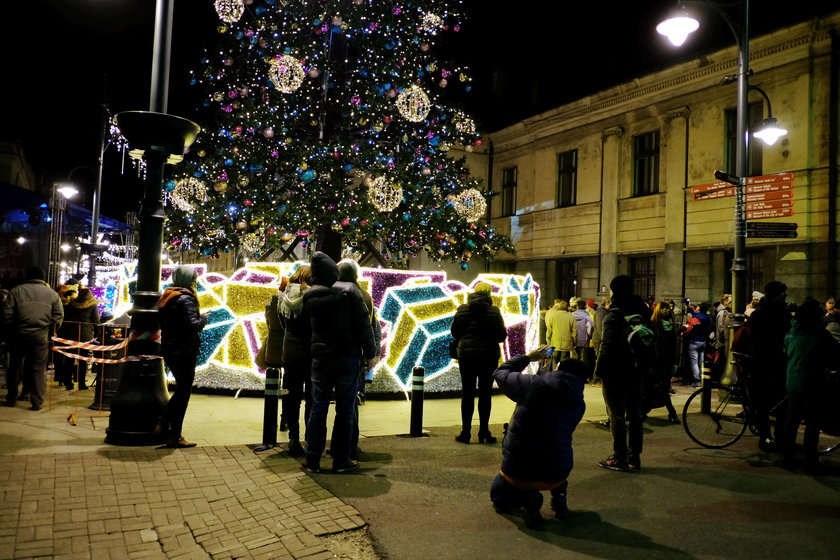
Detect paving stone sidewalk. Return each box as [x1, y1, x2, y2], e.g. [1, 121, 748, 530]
[0, 446, 366, 560]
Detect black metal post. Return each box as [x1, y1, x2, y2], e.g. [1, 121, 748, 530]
[410, 366, 425, 437]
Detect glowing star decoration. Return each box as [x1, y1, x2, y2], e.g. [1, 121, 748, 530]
[214, 0, 245, 23]
[116, 261, 540, 393]
[396, 85, 431, 122]
[268, 55, 305, 93]
[453, 188, 487, 223]
[369, 177, 403, 212]
[169, 177, 207, 213]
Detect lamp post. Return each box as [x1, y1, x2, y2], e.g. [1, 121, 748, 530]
[657, 0, 786, 325]
[105, 0, 200, 445]
[48, 183, 78, 287]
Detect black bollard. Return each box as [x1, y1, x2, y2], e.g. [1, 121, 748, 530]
[700, 363, 712, 414]
[260, 367, 281, 449]
[410, 366, 425, 437]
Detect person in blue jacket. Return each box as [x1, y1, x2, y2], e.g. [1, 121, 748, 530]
[490, 345, 588, 529]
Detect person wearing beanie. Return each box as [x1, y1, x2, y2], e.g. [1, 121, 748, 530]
[594, 274, 651, 472]
[156, 265, 208, 448]
[450, 281, 508, 445]
[302, 252, 377, 473]
[746, 280, 790, 452]
[3, 266, 63, 410]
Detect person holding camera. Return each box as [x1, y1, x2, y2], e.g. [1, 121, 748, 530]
[489, 345, 588, 529]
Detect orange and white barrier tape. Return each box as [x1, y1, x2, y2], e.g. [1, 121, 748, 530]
[52, 346, 160, 364]
[51, 330, 161, 364]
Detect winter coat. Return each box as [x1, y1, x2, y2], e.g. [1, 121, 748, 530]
[748, 299, 791, 380]
[595, 294, 650, 379]
[686, 311, 712, 344]
[157, 287, 207, 359]
[303, 252, 376, 360]
[2, 279, 63, 339]
[279, 282, 312, 367]
[784, 318, 838, 394]
[263, 292, 285, 368]
[546, 310, 575, 352]
[571, 309, 593, 348]
[493, 355, 585, 483]
[450, 291, 507, 360]
[591, 305, 607, 349]
[61, 292, 101, 342]
[716, 307, 732, 349]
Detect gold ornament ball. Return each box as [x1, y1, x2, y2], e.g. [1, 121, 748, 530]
[396, 85, 431, 122]
[214, 0, 245, 23]
[214, 181, 228, 192]
[235, 219, 248, 230]
[268, 55, 305, 93]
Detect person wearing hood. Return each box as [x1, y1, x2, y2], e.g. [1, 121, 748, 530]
[490, 347, 588, 528]
[302, 252, 377, 473]
[55, 286, 101, 390]
[277, 265, 313, 457]
[156, 265, 208, 448]
[337, 260, 382, 460]
[450, 282, 508, 444]
[3, 266, 63, 410]
[782, 298, 839, 472]
[594, 274, 651, 472]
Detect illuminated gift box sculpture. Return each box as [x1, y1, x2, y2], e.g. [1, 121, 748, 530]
[114, 262, 541, 396]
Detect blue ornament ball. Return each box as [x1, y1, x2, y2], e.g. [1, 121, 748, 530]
[460, 262, 469, 271]
[164, 180, 176, 192]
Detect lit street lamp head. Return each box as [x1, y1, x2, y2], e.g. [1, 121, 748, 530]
[55, 184, 79, 199]
[753, 117, 788, 145]
[657, 14, 700, 46]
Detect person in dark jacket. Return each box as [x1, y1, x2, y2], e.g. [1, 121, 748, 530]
[490, 347, 588, 529]
[648, 300, 680, 424]
[450, 282, 507, 444]
[594, 274, 651, 472]
[59, 287, 100, 390]
[53, 285, 79, 390]
[156, 265, 208, 448]
[303, 252, 377, 473]
[747, 280, 791, 452]
[278, 265, 312, 457]
[782, 298, 839, 472]
[337, 260, 382, 461]
[2, 266, 63, 410]
[263, 276, 287, 432]
[685, 302, 712, 387]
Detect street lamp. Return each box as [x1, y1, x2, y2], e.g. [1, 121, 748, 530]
[657, 0, 787, 326]
[48, 183, 79, 287]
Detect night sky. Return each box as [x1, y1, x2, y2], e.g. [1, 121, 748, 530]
[1, 0, 830, 221]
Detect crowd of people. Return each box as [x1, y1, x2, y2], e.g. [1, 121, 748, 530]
[3, 262, 839, 528]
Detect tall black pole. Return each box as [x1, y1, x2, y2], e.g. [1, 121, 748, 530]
[150, 0, 174, 114]
[88, 100, 107, 287]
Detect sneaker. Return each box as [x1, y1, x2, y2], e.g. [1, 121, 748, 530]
[29, 404, 41, 411]
[551, 495, 570, 520]
[166, 436, 197, 448]
[628, 455, 641, 472]
[303, 458, 321, 473]
[523, 508, 544, 529]
[598, 455, 629, 472]
[332, 459, 360, 473]
[287, 439, 305, 457]
[759, 438, 778, 453]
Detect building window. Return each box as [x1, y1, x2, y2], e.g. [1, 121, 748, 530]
[501, 166, 517, 217]
[556, 150, 577, 208]
[556, 260, 578, 301]
[632, 131, 660, 196]
[629, 256, 656, 301]
[725, 102, 764, 177]
[746, 251, 764, 296]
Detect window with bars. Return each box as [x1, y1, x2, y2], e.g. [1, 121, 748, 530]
[556, 260, 578, 301]
[501, 166, 517, 217]
[725, 102, 764, 177]
[632, 131, 660, 197]
[556, 150, 577, 208]
[747, 251, 765, 296]
[629, 256, 656, 300]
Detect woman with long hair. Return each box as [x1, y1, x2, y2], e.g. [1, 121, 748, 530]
[649, 300, 680, 424]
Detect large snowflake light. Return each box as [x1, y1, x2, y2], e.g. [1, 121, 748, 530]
[454, 188, 487, 223]
[369, 177, 403, 212]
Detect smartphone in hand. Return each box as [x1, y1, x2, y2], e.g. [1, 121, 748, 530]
[545, 346, 555, 358]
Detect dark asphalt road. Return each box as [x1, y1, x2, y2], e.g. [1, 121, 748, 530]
[313, 418, 840, 560]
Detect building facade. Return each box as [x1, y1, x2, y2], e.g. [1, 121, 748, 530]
[486, 13, 840, 308]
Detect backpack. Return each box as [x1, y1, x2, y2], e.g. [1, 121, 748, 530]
[625, 313, 656, 370]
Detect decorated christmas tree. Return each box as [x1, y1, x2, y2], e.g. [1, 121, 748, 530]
[164, 0, 513, 269]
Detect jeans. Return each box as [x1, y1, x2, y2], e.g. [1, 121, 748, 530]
[282, 358, 312, 441]
[490, 474, 568, 513]
[6, 333, 49, 408]
[687, 340, 706, 384]
[457, 353, 498, 433]
[602, 368, 644, 461]
[163, 354, 197, 438]
[306, 355, 360, 464]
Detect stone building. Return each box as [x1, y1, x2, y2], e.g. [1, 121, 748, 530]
[485, 12, 840, 309]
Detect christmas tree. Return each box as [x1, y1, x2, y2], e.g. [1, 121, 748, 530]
[164, 0, 514, 269]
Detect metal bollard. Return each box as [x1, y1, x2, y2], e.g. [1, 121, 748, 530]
[409, 366, 425, 437]
[260, 367, 280, 448]
[701, 363, 712, 414]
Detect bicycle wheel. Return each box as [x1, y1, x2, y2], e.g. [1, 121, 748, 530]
[818, 430, 840, 455]
[682, 384, 748, 448]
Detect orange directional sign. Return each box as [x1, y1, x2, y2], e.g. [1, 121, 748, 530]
[692, 173, 795, 200]
[745, 199, 794, 211]
[746, 208, 794, 220]
[745, 190, 793, 202]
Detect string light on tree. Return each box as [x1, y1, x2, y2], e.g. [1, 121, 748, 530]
[214, 0, 245, 24]
[268, 55, 305, 94]
[396, 85, 431, 122]
[454, 188, 487, 223]
[369, 177, 403, 212]
[169, 177, 207, 213]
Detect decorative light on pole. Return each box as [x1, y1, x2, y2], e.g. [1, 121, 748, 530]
[656, 0, 787, 327]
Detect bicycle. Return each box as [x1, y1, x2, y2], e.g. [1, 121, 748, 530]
[681, 352, 840, 454]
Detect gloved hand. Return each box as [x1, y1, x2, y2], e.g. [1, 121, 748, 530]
[525, 344, 552, 362]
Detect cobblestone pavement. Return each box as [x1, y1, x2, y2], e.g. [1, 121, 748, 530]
[0, 445, 366, 560]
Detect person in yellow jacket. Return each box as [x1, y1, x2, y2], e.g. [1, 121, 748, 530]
[545, 300, 575, 369]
